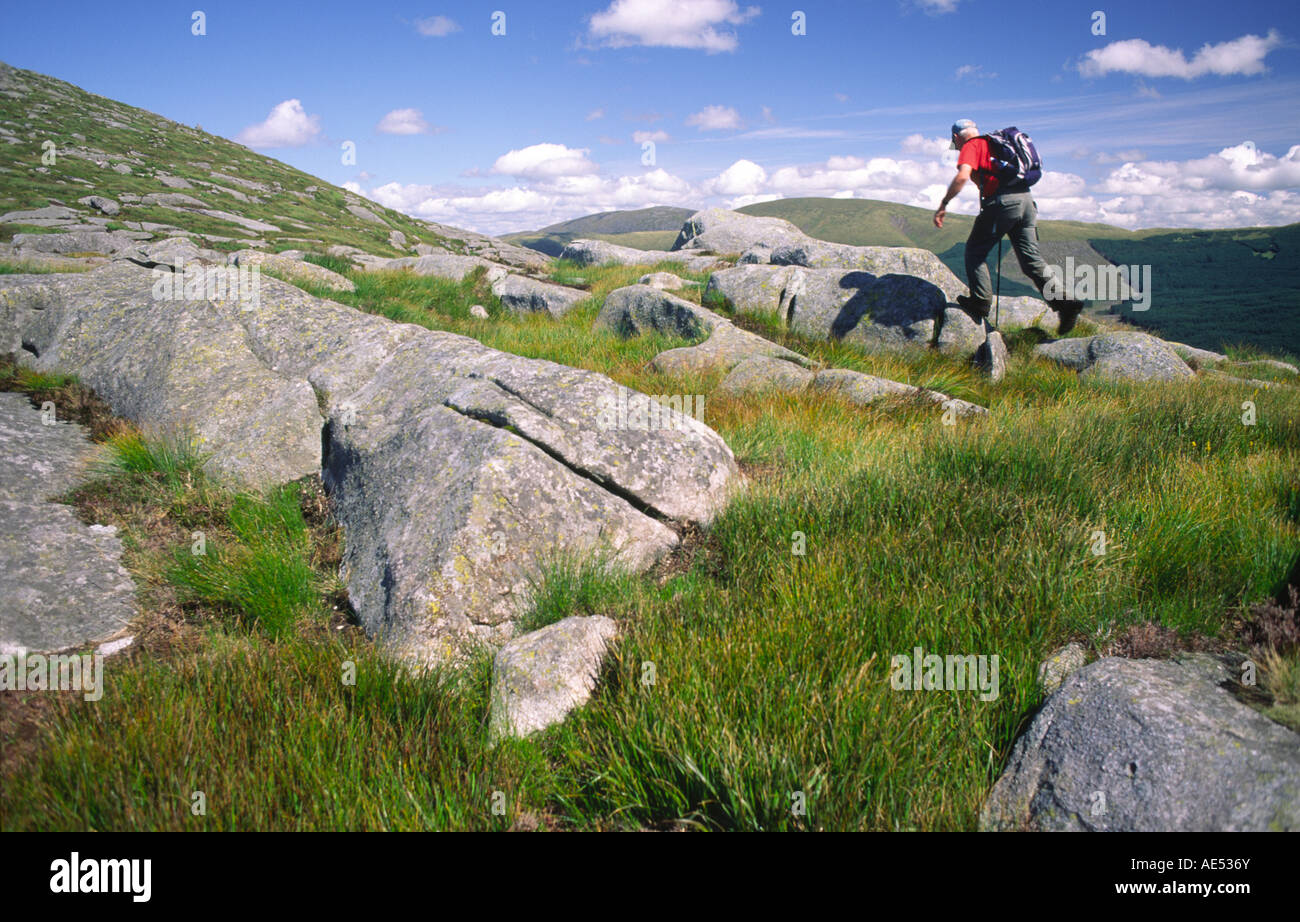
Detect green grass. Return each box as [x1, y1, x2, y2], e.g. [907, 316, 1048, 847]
[3, 217, 1298, 833]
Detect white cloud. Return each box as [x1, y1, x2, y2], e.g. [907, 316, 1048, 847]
[761, 106, 776, 124]
[1092, 149, 1146, 165]
[901, 134, 952, 156]
[914, 0, 961, 13]
[686, 105, 743, 131]
[415, 16, 460, 37]
[235, 99, 322, 148]
[708, 159, 767, 196]
[588, 0, 760, 53]
[376, 108, 439, 135]
[954, 64, 997, 82]
[342, 181, 364, 195]
[586, 108, 606, 121]
[834, 92, 849, 103]
[1079, 29, 1283, 79]
[490, 143, 599, 179]
[633, 130, 671, 143]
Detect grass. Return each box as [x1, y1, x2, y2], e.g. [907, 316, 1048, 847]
[2, 248, 1298, 832]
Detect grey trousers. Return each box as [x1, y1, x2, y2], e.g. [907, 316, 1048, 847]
[964, 191, 1057, 302]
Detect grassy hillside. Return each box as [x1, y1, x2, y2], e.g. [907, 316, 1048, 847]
[0, 62, 465, 257]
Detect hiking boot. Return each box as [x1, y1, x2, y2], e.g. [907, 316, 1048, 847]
[1053, 299, 1085, 335]
[956, 294, 992, 323]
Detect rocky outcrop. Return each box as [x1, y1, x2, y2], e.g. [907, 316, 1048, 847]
[421, 219, 553, 271]
[981, 655, 1300, 831]
[381, 253, 509, 283]
[1034, 332, 1194, 382]
[0, 267, 323, 487]
[231, 249, 355, 292]
[12, 229, 148, 257]
[671, 208, 806, 256]
[598, 285, 985, 415]
[707, 262, 1053, 357]
[488, 615, 618, 741]
[719, 355, 816, 396]
[1, 262, 737, 665]
[0, 392, 135, 654]
[77, 194, 120, 216]
[811, 368, 987, 417]
[596, 284, 810, 376]
[560, 238, 718, 272]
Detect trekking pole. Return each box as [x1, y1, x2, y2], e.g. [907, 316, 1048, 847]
[995, 237, 1002, 329]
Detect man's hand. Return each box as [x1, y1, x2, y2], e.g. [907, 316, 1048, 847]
[933, 205, 947, 228]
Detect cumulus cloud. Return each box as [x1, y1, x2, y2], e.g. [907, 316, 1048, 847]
[708, 159, 767, 196]
[376, 108, 440, 135]
[235, 99, 322, 148]
[901, 134, 953, 156]
[686, 105, 743, 131]
[588, 0, 760, 53]
[415, 15, 460, 37]
[342, 181, 364, 195]
[490, 143, 599, 179]
[1079, 29, 1284, 79]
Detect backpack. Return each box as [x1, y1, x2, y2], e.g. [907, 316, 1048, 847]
[982, 127, 1042, 189]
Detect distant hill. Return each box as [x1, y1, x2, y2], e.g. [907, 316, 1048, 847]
[502, 206, 689, 257]
[510, 197, 1300, 358]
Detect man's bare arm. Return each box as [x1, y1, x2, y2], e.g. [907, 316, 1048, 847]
[933, 163, 974, 228]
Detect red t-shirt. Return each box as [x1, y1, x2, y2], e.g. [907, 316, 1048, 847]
[957, 137, 999, 199]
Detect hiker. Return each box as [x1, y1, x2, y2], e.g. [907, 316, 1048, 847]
[933, 119, 1084, 334]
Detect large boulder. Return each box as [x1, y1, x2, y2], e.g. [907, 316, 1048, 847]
[707, 265, 985, 355]
[1, 262, 738, 665]
[488, 615, 618, 741]
[490, 274, 588, 317]
[1034, 332, 1194, 382]
[595, 285, 719, 340]
[981, 655, 1300, 831]
[671, 208, 806, 256]
[0, 266, 323, 488]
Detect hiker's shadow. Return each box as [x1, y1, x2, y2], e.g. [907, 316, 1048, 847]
[829, 271, 953, 346]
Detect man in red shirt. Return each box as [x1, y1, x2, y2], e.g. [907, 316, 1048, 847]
[933, 119, 1083, 333]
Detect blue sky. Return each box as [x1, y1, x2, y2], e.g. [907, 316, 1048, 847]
[3, 0, 1298, 233]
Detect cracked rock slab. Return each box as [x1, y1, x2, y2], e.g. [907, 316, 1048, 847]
[0, 393, 134, 653]
[981, 656, 1300, 831]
